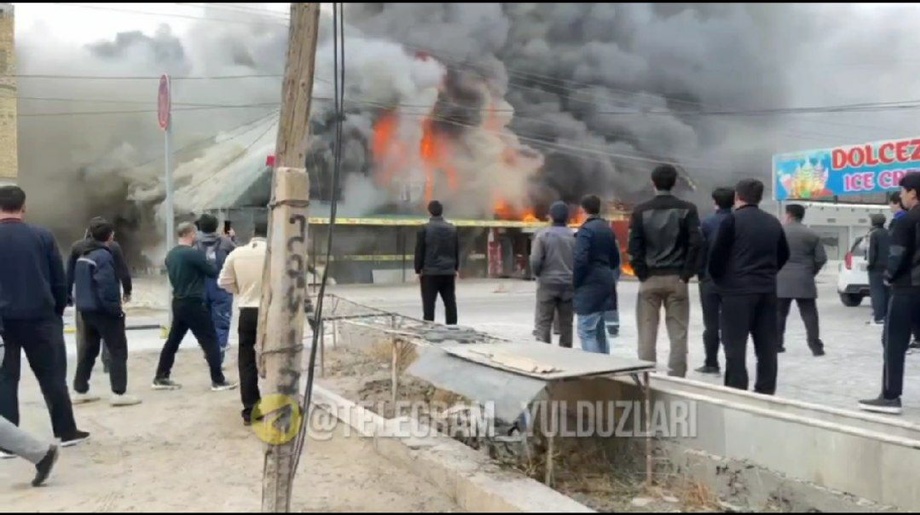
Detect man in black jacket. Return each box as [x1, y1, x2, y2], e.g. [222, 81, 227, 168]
[71, 221, 141, 407]
[414, 200, 460, 325]
[859, 174, 920, 415]
[67, 217, 133, 375]
[708, 179, 790, 395]
[886, 192, 920, 349]
[628, 164, 702, 378]
[0, 186, 89, 447]
[696, 187, 734, 375]
[866, 213, 890, 326]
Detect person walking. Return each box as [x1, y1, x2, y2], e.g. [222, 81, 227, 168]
[0, 323, 60, 485]
[414, 200, 460, 325]
[695, 187, 734, 375]
[194, 214, 236, 365]
[71, 220, 141, 407]
[0, 186, 90, 447]
[708, 179, 789, 395]
[67, 217, 133, 376]
[866, 213, 890, 327]
[574, 195, 620, 354]
[530, 201, 576, 348]
[887, 192, 920, 351]
[859, 175, 920, 415]
[776, 204, 828, 356]
[218, 222, 267, 426]
[153, 222, 238, 392]
[628, 164, 702, 377]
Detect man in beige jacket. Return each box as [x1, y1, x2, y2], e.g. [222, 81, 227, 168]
[217, 222, 266, 426]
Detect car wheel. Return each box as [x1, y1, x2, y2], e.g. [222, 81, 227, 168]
[839, 293, 864, 307]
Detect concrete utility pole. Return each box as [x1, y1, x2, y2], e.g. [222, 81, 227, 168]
[257, 3, 321, 512]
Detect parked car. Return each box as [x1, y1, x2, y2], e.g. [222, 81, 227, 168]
[837, 235, 870, 307]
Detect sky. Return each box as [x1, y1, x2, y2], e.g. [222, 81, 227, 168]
[13, 3, 293, 43]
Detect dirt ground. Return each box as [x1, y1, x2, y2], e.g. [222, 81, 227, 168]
[0, 348, 458, 512]
[318, 342, 755, 514]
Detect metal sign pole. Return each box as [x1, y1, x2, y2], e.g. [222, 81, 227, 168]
[159, 74, 174, 334]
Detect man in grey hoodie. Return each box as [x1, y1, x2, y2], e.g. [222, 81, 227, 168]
[530, 201, 576, 348]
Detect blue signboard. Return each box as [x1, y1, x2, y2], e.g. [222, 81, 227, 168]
[773, 136, 920, 201]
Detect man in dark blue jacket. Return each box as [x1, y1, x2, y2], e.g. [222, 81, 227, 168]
[0, 186, 89, 447]
[195, 214, 236, 365]
[866, 213, 890, 326]
[886, 192, 920, 349]
[696, 187, 735, 375]
[708, 179, 789, 395]
[574, 195, 620, 354]
[860, 174, 920, 415]
[72, 220, 141, 408]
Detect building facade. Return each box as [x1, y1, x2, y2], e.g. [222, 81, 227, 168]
[0, 4, 15, 184]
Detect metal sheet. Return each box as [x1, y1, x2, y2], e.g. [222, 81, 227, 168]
[441, 342, 655, 381]
[406, 347, 548, 423]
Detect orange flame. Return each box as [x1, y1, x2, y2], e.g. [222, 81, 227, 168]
[621, 263, 635, 277]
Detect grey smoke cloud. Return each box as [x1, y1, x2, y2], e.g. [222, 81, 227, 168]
[15, 3, 920, 264]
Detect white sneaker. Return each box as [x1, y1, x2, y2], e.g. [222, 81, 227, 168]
[72, 392, 101, 405]
[110, 394, 142, 407]
[0, 450, 15, 460]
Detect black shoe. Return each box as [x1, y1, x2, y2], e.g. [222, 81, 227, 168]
[910, 341, 920, 350]
[811, 347, 826, 357]
[60, 430, 91, 448]
[858, 396, 902, 415]
[151, 378, 182, 391]
[211, 380, 239, 392]
[777, 347, 786, 354]
[31, 445, 59, 487]
[695, 365, 721, 375]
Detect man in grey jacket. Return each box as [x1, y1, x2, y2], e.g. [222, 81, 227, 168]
[530, 202, 576, 348]
[776, 204, 828, 356]
[0, 319, 60, 486]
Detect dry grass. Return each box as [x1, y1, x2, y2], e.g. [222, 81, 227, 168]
[367, 337, 418, 373]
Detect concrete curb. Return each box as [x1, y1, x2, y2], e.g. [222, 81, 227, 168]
[311, 385, 594, 513]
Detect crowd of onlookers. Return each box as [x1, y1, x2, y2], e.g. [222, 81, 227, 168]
[0, 184, 272, 486]
[413, 165, 920, 418]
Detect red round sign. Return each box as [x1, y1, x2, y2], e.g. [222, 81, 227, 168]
[157, 74, 171, 131]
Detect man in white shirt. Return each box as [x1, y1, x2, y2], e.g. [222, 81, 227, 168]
[217, 222, 267, 426]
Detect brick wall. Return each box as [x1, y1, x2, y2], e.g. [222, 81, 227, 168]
[0, 4, 17, 182]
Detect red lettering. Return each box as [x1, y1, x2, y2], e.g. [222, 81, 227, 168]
[897, 141, 910, 162]
[865, 144, 880, 166]
[832, 149, 848, 170]
[849, 147, 866, 167]
[879, 142, 896, 164]
[911, 139, 920, 162]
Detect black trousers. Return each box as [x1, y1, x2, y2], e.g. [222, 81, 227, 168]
[777, 298, 822, 350]
[0, 317, 78, 438]
[155, 299, 226, 384]
[720, 293, 779, 395]
[882, 292, 920, 399]
[238, 308, 262, 421]
[534, 283, 574, 348]
[74, 311, 128, 395]
[75, 310, 111, 372]
[420, 275, 458, 325]
[868, 270, 889, 323]
[698, 279, 722, 368]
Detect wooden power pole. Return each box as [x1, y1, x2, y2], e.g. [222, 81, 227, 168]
[257, 3, 321, 512]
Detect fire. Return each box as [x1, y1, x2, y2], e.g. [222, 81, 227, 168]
[621, 263, 635, 277]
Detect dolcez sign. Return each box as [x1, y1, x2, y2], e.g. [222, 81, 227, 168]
[773, 137, 920, 201]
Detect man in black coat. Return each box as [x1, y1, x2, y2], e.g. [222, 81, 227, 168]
[866, 213, 890, 326]
[695, 187, 734, 375]
[708, 179, 790, 395]
[859, 174, 920, 415]
[574, 195, 620, 354]
[414, 200, 460, 325]
[67, 217, 132, 374]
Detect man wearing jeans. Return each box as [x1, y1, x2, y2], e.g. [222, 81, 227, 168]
[628, 165, 702, 378]
[573, 195, 620, 354]
[218, 221, 267, 425]
[153, 222, 237, 392]
[530, 201, 576, 348]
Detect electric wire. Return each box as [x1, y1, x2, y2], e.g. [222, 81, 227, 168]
[290, 2, 345, 481]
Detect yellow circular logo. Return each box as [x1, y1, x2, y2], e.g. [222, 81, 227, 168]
[251, 394, 304, 445]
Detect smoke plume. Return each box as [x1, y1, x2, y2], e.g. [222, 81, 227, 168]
[16, 3, 920, 264]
